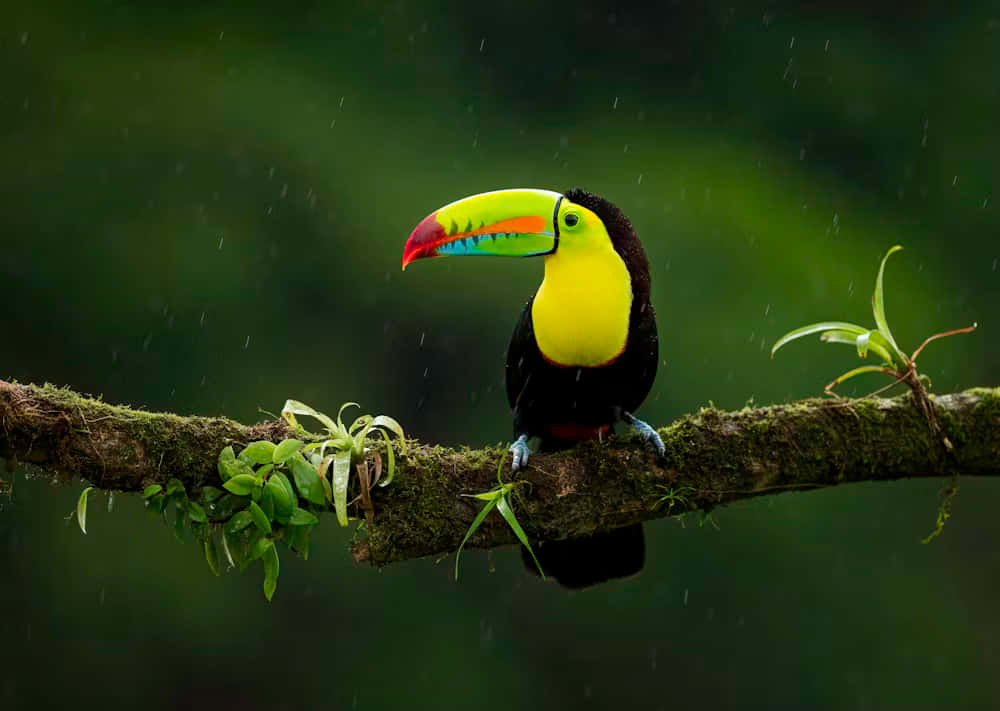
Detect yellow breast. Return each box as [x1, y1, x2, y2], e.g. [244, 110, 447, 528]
[531, 245, 633, 367]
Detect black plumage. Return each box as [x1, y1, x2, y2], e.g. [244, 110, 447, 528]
[505, 188, 658, 442]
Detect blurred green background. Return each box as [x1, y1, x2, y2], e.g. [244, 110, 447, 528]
[1, 1, 997, 708]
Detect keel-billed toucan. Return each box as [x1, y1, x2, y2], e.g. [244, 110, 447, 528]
[403, 188, 664, 586]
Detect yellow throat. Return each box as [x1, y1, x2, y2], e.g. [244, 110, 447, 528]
[531, 243, 633, 367]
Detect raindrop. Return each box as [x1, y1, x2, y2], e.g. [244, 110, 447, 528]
[683, 588, 689, 606]
[419, 332, 425, 347]
[107, 491, 116, 513]
[575, 369, 582, 382]
[142, 333, 152, 352]
[330, 118, 336, 128]
[764, 304, 770, 316]
[423, 367, 429, 378]
[99, 586, 106, 605]
[612, 96, 619, 109]
[789, 36, 795, 49]
[479, 38, 486, 52]
[623, 143, 629, 153]
[244, 336, 251, 349]
[824, 39, 830, 52]
[637, 174, 643, 184]
[953, 175, 958, 186]
[992, 258, 997, 272]
[199, 311, 206, 327]
[280, 183, 288, 199]
[20, 32, 29, 45]
[218, 236, 224, 250]
[339, 96, 345, 108]
[219, 31, 225, 41]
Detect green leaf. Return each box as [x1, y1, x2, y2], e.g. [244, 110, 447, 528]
[248, 501, 272, 534]
[317, 455, 334, 502]
[147, 493, 167, 515]
[212, 493, 248, 520]
[351, 416, 376, 458]
[224, 510, 254, 535]
[219, 456, 254, 483]
[166, 478, 185, 496]
[376, 428, 397, 487]
[255, 463, 273, 478]
[289, 507, 319, 526]
[872, 245, 904, 354]
[143, 484, 163, 499]
[199, 485, 226, 504]
[272, 438, 305, 465]
[260, 484, 275, 521]
[332, 449, 353, 526]
[288, 452, 327, 507]
[771, 322, 870, 358]
[266, 476, 293, 525]
[454, 496, 500, 581]
[217, 446, 236, 480]
[819, 330, 895, 364]
[203, 538, 221, 577]
[287, 524, 312, 559]
[262, 542, 280, 601]
[496, 496, 544, 580]
[77, 487, 93, 534]
[828, 365, 895, 390]
[223, 474, 257, 496]
[185, 500, 208, 523]
[856, 331, 870, 358]
[336, 402, 360, 431]
[249, 535, 271, 561]
[281, 399, 338, 434]
[372, 415, 407, 454]
[349, 414, 373, 436]
[275, 472, 298, 510]
[239, 440, 276, 465]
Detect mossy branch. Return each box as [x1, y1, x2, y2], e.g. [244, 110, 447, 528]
[1, 379, 998, 567]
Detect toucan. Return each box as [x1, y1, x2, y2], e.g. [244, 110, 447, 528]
[403, 188, 664, 587]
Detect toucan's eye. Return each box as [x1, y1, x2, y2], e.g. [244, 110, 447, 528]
[563, 213, 579, 227]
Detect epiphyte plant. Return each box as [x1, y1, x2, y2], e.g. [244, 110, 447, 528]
[455, 450, 544, 581]
[771, 245, 977, 447]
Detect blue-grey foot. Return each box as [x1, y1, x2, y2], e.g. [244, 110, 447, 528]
[622, 411, 665, 457]
[509, 434, 533, 472]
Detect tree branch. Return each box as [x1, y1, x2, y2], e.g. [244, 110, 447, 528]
[1, 379, 998, 566]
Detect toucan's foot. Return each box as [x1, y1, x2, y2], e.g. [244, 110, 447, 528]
[509, 434, 533, 472]
[623, 412, 665, 457]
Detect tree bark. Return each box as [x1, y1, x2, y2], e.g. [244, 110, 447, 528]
[1, 379, 997, 566]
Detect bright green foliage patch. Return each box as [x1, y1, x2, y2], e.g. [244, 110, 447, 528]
[75, 399, 406, 601]
[455, 452, 544, 581]
[771, 245, 977, 395]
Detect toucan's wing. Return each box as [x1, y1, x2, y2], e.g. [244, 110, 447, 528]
[505, 296, 540, 429]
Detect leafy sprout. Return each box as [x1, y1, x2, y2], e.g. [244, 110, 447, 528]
[455, 450, 544, 581]
[771, 245, 976, 399]
[281, 399, 406, 526]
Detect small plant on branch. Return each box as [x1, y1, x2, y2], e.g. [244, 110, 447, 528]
[455, 451, 544, 581]
[771, 245, 977, 449]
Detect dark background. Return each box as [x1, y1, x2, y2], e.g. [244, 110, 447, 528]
[1, 1, 997, 708]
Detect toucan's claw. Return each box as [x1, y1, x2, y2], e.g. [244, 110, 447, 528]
[509, 434, 533, 472]
[623, 412, 665, 457]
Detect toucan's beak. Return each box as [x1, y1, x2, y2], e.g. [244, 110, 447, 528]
[402, 188, 562, 270]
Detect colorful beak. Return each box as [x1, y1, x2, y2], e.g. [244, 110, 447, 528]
[402, 188, 563, 269]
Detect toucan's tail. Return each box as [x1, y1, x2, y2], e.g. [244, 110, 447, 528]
[522, 523, 645, 589]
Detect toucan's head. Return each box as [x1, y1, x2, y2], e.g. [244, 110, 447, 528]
[402, 188, 615, 269]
